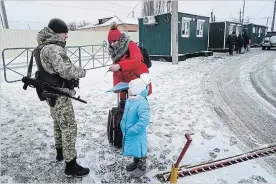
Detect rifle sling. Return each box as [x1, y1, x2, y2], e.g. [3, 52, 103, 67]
[26, 51, 34, 78]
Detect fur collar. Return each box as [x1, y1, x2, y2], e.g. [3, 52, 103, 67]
[108, 32, 130, 63]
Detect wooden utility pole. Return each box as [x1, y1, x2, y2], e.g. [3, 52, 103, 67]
[239, 9, 242, 23]
[171, 0, 178, 65]
[272, 0, 276, 31]
[0, 0, 9, 29]
[242, 0, 245, 26]
[0, 12, 4, 28]
[211, 8, 214, 22]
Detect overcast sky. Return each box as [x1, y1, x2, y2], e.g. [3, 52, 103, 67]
[1, 1, 275, 30]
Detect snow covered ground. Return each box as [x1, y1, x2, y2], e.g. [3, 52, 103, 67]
[1, 49, 276, 183]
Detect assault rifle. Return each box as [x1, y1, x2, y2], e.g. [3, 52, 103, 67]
[22, 76, 87, 104]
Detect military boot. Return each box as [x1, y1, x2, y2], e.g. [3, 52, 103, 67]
[56, 148, 63, 161]
[126, 157, 139, 171]
[65, 157, 90, 177]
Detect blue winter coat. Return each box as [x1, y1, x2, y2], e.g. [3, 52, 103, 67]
[120, 87, 150, 158]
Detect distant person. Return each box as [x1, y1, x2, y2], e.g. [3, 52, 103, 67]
[236, 34, 244, 54]
[226, 31, 238, 55]
[242, 31, 250, 51]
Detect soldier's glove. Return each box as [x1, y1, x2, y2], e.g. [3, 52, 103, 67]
[74, 88, 81, 98]
[74, 79, 79, 88]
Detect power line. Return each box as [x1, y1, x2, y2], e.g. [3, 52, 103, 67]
[9, 21, 47, 26]
[19, 1, 141, 20]
[103, 1, 133, 9]
[248, 16, 273, 19]
[255, 2, 269, 17]
[10, 20, 47, 24]
[216, 16, 273, 20]
[78, 1, 131, 12]
[126, 1, 142, 18]
[77, 1, 141, 19]
[17, 1, 130, 16]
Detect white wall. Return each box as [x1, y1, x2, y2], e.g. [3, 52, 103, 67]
[0, 29, 139, 60]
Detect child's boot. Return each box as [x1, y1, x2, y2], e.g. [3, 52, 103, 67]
[126, 157, 139, 171]
[131, 157, 147, 178]
[137, 157, 147, 171]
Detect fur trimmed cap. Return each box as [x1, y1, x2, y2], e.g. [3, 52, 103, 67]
[129, 73, 151, 95]
[108, 22, 121, 42]
[48, 18, 68, 34]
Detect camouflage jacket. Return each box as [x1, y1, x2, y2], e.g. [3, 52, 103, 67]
[36, 27, 86, 80]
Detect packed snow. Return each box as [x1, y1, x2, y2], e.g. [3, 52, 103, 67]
[1, 49, 276, 183]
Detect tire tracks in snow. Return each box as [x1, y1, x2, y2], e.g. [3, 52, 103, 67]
[250, 56, 276, 108]
[201, 49, 276, 176]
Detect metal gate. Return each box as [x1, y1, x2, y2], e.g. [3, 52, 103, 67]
[1, 41, 111, 83]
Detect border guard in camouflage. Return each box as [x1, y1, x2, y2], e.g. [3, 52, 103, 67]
[35, 18, 89, 177]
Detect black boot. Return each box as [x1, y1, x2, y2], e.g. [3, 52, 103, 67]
[65, 157, 90, 177]
[126, 157, 139, 171]
[56, 148, 64, 161]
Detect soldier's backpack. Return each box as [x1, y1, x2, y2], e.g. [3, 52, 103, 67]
[25, 44, 48, 101]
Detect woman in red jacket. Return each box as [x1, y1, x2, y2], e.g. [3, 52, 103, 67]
[108, 22, 152, 108]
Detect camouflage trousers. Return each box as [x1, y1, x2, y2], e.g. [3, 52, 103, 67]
[49, 96, 77, 162]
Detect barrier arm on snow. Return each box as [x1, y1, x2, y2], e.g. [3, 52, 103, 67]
[169, 133, 192, 184]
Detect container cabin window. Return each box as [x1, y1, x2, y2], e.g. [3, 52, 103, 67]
[252, 27, 256, 33]
[181, 17, 191, 38]
[236, 26, 239, 35]
[229, 25, 234, 35]
[258, 28, 262, 37]
[236, 25, 241, 35]
[196, 19, 205, 37]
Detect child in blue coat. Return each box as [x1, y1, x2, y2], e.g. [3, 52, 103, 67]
[120, 73, 151, 172]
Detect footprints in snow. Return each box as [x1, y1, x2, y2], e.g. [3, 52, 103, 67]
[201, 130, 216, 140]
[238, 175, 267, 183]
[230, 137, 238, 146]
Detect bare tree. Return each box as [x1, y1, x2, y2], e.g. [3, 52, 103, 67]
[155, 1, 166, 15]
[67, 21, 77, 31]
[78, 20, 90, 28]
[67, 20, 91, 31]
[142, 0, 167, 17]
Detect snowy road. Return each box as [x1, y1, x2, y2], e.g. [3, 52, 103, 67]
[202, 49, 276, 176]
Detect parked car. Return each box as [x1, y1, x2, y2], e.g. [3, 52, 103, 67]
[261, 31, 276, 50]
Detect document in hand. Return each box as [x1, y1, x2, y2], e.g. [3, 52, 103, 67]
[105, 82, 129, 93]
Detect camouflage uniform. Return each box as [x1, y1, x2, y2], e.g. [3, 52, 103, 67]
[36, 27, 86, 162]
